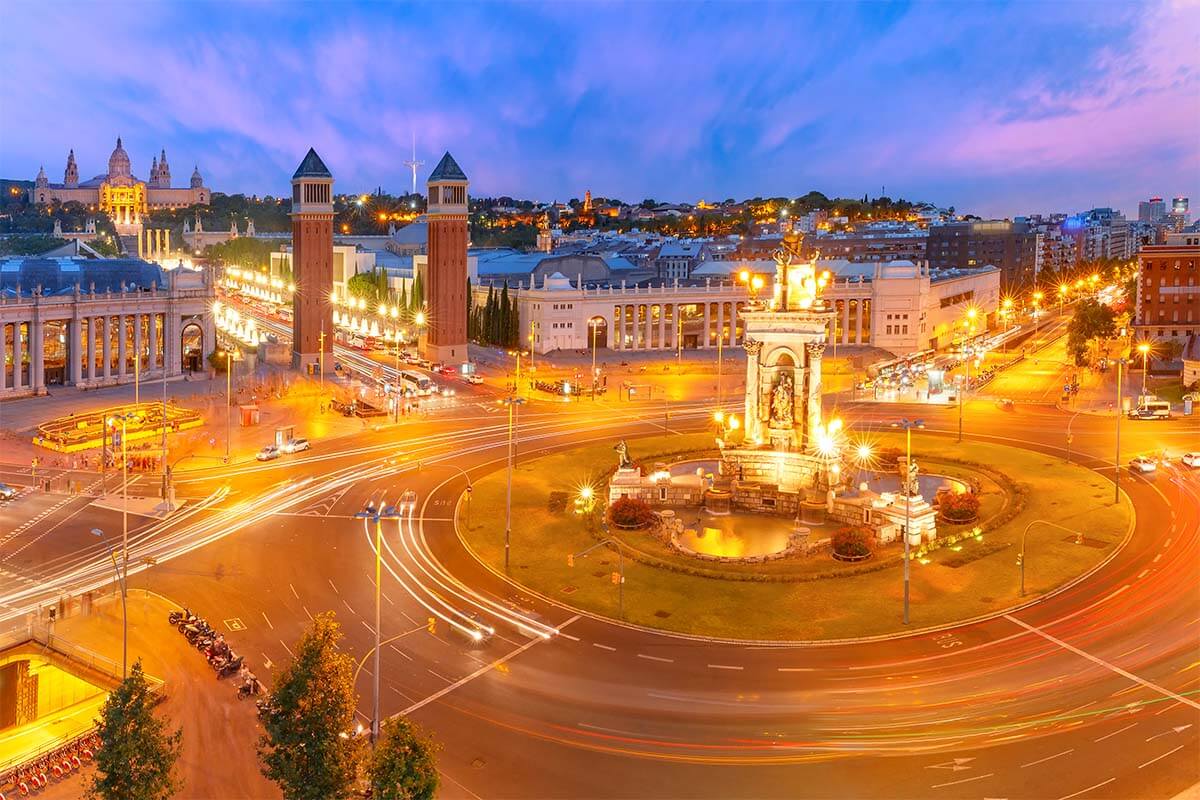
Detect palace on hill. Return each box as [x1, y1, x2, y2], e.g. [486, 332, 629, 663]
[29, 137, 210, 233]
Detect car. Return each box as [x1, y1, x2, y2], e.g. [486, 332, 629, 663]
[452, 611, 494, 647]
[464, 374, 483, 385]
[399, 489, 418, 511]
[0, 483, 17, 501]
[256, 445, 281, 462]
[438, 365, 457, 376]
[1182, 452, 1200, 468]
[1129, 455, 1157, 473]
[281, 438, 310, 454]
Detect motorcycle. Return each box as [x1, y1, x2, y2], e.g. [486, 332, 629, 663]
[237, 673, 263, 699]
[216, 655, 244, 679]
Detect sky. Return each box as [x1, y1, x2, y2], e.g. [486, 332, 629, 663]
[1, 1, 1197, 218]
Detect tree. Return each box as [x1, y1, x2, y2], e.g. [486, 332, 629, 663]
[258, 612, 359, 800]
[88, 660, 181, 800]
[1066, 298, 1117, 366]
[368, 717, 440, 800]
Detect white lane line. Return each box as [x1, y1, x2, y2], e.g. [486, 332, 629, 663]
[1139, 744, 1185, 769]
[261, 611, 274, 630]
[707, 663, 743, 671]
[1094, 722, 1137, 742]
[301, 604, 313, 621]
[559, 632, 580, 642]
[1021, 748, 1073, 768]
[289, 582, 299, 599]
[280, 639, 294, 658]
[1136, 569, 1150, 579]
[427, 669, 453, 683]
[381, 590, 394, 606]
[636, 653, 674, 663]
[328, 578, 339, 594]
[930, 772, 993, 789]
[1154, 701, 1182, 716]
[777, 667, 815, 672]
[592, 642, 616, 652]
[399, 615, 580, 716]
[389, 643, 413, 662]
[1005, 615, 1200, 711]
[1164, 538, 1172, 548]
[1152, 553, 1162, 563]
[1058, 777, 1115, 800]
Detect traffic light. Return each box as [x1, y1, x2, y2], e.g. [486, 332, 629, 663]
[611, 571, 620, 585]
[567, 554, 575, 568]
[426, 616, 437, 634]
[1016, 553, 1023, 567]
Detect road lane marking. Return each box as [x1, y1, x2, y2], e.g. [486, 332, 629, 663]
[777, 667, 815, 672]
[931, 773, 993, 789]
[398, 615, 579, 716]
[592, 642, 616, 651]
[636, 653, 674, 663]
[389, 643, 413, 662]
[558, 632, 580, 642]
[280, 639, 294, 657]
[707, 663, 743, 671]
[1152, 553, 1162, 563]
[261, 611, 274, 630]
[427, 669, 453, 683]
[301, 604, 313, 621]
[1004, 615, 1200, 711]
[1020, 749, 1072, 768]
[1136, 569, 1149, 579]
[1154, 701, 1182, 716]
[1058, 778, 1114, 800]
[289, 582, 299, 599]
[1139, 744, 1185, 769]
[328, 578, 339, 594]
[1094, 722, 1136, 742]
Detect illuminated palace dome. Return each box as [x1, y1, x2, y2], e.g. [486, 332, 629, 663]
[107, 136, 132, 180]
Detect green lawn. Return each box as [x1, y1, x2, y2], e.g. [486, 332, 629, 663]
[461, 431, 1131, 641]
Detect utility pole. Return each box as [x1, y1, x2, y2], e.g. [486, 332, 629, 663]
[1114, 351, 1123, 504]
[225, 351, 232, 463]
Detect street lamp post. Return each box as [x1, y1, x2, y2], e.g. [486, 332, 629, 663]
[569, 534, 626, 618]
[589, 319, 600, 400]
[355, 500, 402, 745]
[90, 527, 128, 678]
[1115, 345, 1124, 505]
[225, 350, 233, 463]
[1065, 412, 1080, 464]
[1137, 342, 1151, 397]
[1032, 290, 1044, 338]
[501, 395, 526, 572]
[890, 418, 924, 626]
[1019, 520, 1086, 596]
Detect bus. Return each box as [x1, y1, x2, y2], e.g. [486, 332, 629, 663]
[399, 370, 435, 396]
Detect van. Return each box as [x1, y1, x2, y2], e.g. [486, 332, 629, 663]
[1128, 400, 1170, 420]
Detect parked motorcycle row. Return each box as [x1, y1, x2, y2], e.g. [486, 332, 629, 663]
[0, 733, 98, 797]
[167, 608, 263, 700]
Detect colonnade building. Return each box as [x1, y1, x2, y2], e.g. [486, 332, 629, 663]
[491, 259, 1000, 356]
[0, 258, 216, 398]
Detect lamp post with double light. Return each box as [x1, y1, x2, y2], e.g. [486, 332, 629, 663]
[1137, 341, 1152, 396]
[889, 417, 924, 625]
[355, 499, 403, 745]
[589, 319, 601, 400]
[499, 395, 526, 571]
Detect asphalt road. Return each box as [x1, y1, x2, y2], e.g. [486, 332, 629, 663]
[1, 350, 1197, 799]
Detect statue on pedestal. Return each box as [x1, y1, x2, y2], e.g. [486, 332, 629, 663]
[614, 440, 634, 469]
[769, 371, 794, 426]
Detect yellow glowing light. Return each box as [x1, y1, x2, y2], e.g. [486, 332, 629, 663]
[751, 276, 764, 291]
[729, 416, 740, 430]
[415, 311, 426, 326]
[1002, 297, 1013, 310]
[714, 411, 725, 423]
[579, 486, 594, 501]
[738, 270, 750, 283]
[966, 307, 978, 320]
[856, 444, 872, 462]
[1137, 342, 1151, 354]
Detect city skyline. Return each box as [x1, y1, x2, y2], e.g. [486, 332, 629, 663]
[1, 1, 1197, 217]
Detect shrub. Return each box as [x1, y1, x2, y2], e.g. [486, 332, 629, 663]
[547, 491, 569, 513]
[940, 491, 981, 522]
[608, 497, 655, 529]
[832, 526, 874, 558]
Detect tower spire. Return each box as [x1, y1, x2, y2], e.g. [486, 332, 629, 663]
[403, 130, 425, 196]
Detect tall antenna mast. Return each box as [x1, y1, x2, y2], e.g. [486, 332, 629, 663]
[403, 131, 425, 196]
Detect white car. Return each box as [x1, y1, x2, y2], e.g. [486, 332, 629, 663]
[1129, 455, 1157, 473]
[256, 445, 281, 462]
[0, 483, 17, 501]
[1182, 452, 1200, 468]
[281, 438, 310, 454]
[464, 374, 483, 385]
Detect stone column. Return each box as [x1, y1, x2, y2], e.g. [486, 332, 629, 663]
[102, 316, 113, 379]
[702, 302, 711, 348]
[841, 300, 850, 345]
[805, 342, 825, 451]
[716, 302, 726, 349]
[657, 306, 666, 350]
[165, 312, 181, 377]
[743, 339, 762, 445]
[614, 307, 623, 351]
[854, 301, 863, 344]
[12, 322, 23, 390]
[148, 313, 158, 371]
[86, 318, 96, 381]
[31, 318, 45, 394]
[0, 323, 8, 392]
[69, 318, 82, 385]
[116, 315, 127, 377]
[644, 305, 653, 350]
[134, 313, 143, 375]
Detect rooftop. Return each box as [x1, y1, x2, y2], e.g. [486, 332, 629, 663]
[428, 152, 467, 182]
[292, 148, 332, 180]
[0, 257, 167, 296]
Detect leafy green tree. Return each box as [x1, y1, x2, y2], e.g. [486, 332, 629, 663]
[1066, 298, 1117, 366]
[88, 660, 181, 800]
[204, 237, 279, 270]
[258, 612, 359, 800]
[368, 717, 440, 800]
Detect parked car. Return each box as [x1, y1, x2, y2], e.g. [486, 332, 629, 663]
[1181, 452, 1200, 468]
[464, 374, 483, 385]
[256, 445, 281, 462]
[1129, 455, 1158, 473]
[281, 438, 310, 454]
[0, 483, 17, 501]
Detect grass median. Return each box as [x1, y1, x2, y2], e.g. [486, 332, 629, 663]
[459, 431, 1131, 641]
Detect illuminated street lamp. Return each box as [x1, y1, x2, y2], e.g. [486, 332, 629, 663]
[1137, 341, 1152, 396]
[589, 318, 602, 400]
[355, 500, 403, 745]
[499, 395, 526, 571]
[1058, 283, 1069, 315]
[1032, 290, 1044, 336]
[889, 417, 925, 625]
[90, 527, 128, 678]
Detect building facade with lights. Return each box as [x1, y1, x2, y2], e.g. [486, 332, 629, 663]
[29, 138, 210, 232]
[1133, 243, 1199, 345]
[0, 258, 216, 398]
[490, 258, 999, 357]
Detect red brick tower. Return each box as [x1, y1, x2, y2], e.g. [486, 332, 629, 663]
[290, 148, 334, 371]
[423, 152, 469, 363]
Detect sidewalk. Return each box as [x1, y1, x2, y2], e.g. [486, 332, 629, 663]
[23, 590, 278, 800]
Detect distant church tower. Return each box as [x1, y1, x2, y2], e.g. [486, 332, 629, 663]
[536, 211, 553, 253]
[290, 148, 335, 371]
[64, 150, 79, 188]
[423, 152, 469, 363]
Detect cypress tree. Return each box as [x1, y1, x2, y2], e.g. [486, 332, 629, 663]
[499, 283, 510, 347]
[484, 286, 496, 345]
